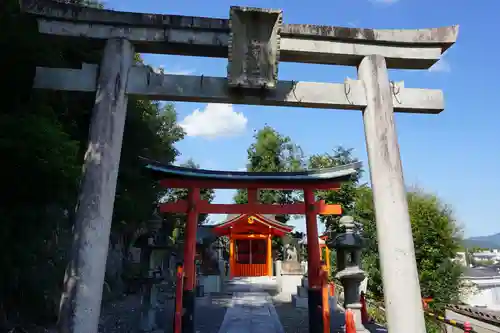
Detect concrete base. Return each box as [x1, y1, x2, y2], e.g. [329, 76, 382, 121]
[279, 274, 303, 295]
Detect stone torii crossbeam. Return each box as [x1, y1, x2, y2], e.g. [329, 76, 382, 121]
[20, 1, 458, 333]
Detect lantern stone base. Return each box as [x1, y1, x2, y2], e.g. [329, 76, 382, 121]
[292, 277, 337, 310]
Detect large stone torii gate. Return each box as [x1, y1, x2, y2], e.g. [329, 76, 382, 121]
[21, 1, 458, 332]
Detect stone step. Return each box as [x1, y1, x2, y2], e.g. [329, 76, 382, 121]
[301, 277, 308, 288]
[296, 285, 308, 298]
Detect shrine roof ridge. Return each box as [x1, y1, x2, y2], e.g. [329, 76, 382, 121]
[215, 214, 293, 230]
[20, 0, 458, 50]
[140, 157, 361, 183]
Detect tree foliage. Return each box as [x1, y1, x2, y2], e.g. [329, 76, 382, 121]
[233, 126, 304, 223]
[161, 159, 215, 242]
[308, 147, 363, 234]
[353, 186, 465, 308]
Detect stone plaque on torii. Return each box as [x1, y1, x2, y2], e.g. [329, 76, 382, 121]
[19, 1, 458, 332]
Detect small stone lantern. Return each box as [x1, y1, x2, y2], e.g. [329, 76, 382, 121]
[136, 211, 169, 332]
[331, 216, 368, 332]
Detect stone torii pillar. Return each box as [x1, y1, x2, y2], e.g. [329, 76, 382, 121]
[57, 38, 134, 333]
[359, 55, 426, 332]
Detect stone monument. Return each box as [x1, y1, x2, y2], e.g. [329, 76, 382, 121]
[281, 235, 304, 275]
[332, 216, 368, 333]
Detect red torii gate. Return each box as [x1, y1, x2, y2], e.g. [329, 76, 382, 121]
[143, 158, 361, 333]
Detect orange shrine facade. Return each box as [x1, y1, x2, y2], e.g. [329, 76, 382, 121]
[212, 214, 293, 278]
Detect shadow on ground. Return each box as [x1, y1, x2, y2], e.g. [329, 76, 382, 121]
[272, 294, 388, 333]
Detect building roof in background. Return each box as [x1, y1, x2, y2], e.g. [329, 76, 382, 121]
[463, 266, 500, 279]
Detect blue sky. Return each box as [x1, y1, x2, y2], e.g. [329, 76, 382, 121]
[107, 0, 499, 237]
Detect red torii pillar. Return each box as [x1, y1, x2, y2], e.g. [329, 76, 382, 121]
[304, 189, 326, 333]
[182, 188, 200, 333]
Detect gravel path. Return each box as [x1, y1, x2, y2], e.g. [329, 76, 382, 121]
[273, 302, 310, 333]
[96, 292, 230, 333]
[195, 293, 232, 333]
[272, 293, 355, 333]
[98, 294, 143, 333]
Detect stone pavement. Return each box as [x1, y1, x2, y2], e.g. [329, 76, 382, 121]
[216, 277, 387, 333]
[195, 293, 233, 333]
[217, 292, 284, 333]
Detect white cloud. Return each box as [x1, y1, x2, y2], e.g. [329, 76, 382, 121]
[347, 20, 360, 28]
[180, 104, 248, 139]
[429, 58, 451, 73]
[288, 217, 325, 234]
[167, 68, 196, 75]
[153, 65, 196, 75]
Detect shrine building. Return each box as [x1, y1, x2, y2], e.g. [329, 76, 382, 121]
[211, 214, 293, 278]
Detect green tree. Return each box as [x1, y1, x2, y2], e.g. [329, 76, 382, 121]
[353, 186, 464, 323]
[162, 159, 216, 243]
[308, 146, 363, 235]
[233, 125, 304, 223]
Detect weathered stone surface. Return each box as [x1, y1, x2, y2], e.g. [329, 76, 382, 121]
[227, 7, 282, 90]
[34, 19, 450, 69]
[21, 1, 458, 69]
[21, 0, 458, 49]
[358, 54, 426, 333]
[34, 65, 445, 113]
[57, 38, 134, 333]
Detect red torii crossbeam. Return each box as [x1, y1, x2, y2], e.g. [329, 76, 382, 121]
[159, 200, 342, 215]
[143, 157, 362, 333]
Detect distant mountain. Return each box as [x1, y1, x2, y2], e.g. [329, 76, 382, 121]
[463, 233, 500, 249]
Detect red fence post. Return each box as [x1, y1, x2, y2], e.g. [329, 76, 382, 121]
[173, 265, 184, 333]
[345, 309, 356, 333]
[321, 264, 330, 333]
[463, 321, 472, 332]
[360, 291, 370, 324]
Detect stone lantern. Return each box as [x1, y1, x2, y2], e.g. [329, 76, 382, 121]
[135, 211, 171, 332]
[146, 210, 163, 244]
[331, 216, 368, 332]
